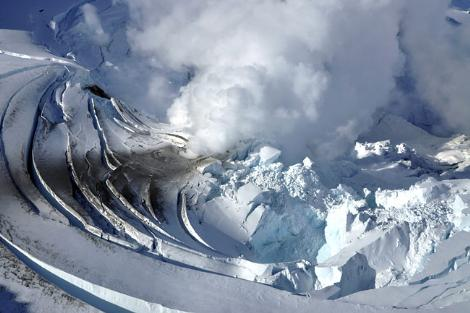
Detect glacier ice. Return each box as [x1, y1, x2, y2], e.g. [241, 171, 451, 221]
[1, 0, 470, 312]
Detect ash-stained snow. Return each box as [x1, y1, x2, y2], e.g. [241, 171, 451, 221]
[0, 241, 99, 313]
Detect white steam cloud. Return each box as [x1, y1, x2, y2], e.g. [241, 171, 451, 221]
[402, 0, 470, 134]
[81, 3, 109, 45]
[125, 0, 469, 160]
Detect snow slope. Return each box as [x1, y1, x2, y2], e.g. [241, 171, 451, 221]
[1, 1, 470, 312]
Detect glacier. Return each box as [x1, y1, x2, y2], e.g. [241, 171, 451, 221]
[1, 0, 470, 312]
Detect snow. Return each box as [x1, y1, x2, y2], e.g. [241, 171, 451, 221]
[1, 1, 470, 312]
[258, 146, 282, 165]
[303, 157, 313, 169]
[355, 140, 392, 159]
[196, 159, 224, 176]
[0, 240, 98, 313]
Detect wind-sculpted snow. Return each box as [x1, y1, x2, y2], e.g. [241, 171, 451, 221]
[1, 1, 470, 313]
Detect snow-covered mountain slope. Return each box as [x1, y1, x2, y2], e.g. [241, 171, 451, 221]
[0, 240, 99, 313]
[1, 1, 470, 312]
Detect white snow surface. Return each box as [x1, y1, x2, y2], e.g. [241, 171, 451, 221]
[1, 1, 470, 312]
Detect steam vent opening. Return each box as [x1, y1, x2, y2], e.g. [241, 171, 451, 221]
[85, 85, 111, 99]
